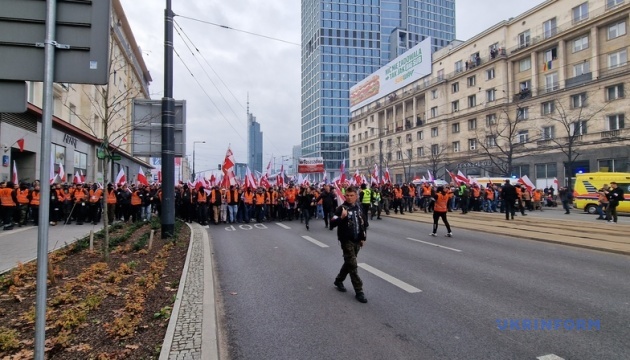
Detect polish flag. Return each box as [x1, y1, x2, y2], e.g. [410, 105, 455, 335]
[259, 174, 271, 189]
[58, 162, 66, 182]
[222, 147, 237, 186]
[209, 174, 216, 187]
[427, 170, 435, 182]
[321, 172, 328, 185]
[244, 166, 257, 189]
[80, 170, 86, 183]
[353, 169, 362, 185]
[73, 170, 82, 184]
[12, 161, 18, 184]
[383, 167, 391, 184]
[137, 166, 149, 185]
[517, 174, 535, 191]
[115, 168, 126, 185]
[456, 170, 470, 185]
[553, 177, 559, 189]
[332, 182, 346, 207]
[372, 164, 380, 186]
[277, 165, 285, 188]
[339, 157, 346, 184]
[361, 174, 368, 186]
[446, 169, 458, 184]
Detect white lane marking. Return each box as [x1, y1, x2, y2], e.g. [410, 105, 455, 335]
[358, 263, 422, 293]
[276, 223, 291, 229]
[301, 235, 329, 248]
[537, 355, 565, 360]
[406, 237, 462, 253]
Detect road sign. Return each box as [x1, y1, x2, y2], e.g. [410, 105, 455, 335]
[0, 80, 26, 113]
[132, 99, 186, 157]
[111, 154, 121, 161]
[0, 0, 111, 84]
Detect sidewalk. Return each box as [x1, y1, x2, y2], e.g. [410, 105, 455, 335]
[160, 222, 219, 360]
[388, 206, 630, 255]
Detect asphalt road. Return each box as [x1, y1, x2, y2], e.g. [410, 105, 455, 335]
[209, 215, 630, 360]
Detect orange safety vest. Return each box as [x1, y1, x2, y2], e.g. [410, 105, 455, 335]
[17, 189, 29, 204]
[434, 192, 452, 212]
[89, 188, 103, 203]
[285, 188, 297, 203]
[409, 187, 415, 197]
[473, 188, 481, 197]
[422, 185, 432, 196]
[394, 188, 403, 199]
[255, 192, 265, 205]
[226, 189, 239, 203]
[131, 191, 142, 205]
[515, 187, 522, 199]
[198, 191, 208, 203]
[74, 190, 86, 203]
[243, 191, 254, 205]
[485, 188, 494, 200]
[55, 189, 65, 201]
[533, 190, 542, 201]
[30, 191, 40, 206]
[0, 188, 15, 207]
[266, 191, 277, 205]
[107, 189, 117, 204]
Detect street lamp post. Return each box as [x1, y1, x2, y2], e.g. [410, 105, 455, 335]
[192, 141, 205, 181]
[368, 127, 385, 185]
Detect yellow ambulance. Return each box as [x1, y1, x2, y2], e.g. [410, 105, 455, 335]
[573, 172, 630, 214]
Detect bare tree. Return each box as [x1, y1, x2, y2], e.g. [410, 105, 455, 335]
[393, 141, 415, 182]
[422, 143, 448, 179]
[539, 90, 610, 184]
[475, 106, 537, 177]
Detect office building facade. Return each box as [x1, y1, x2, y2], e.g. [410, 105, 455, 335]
[349, 0, 630, 187]
[247, 112, 263, 173]
[301, 0, 456, 179]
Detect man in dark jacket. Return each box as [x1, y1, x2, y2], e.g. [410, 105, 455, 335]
[605, 181, 625, 223]
[316, 184, 337, 228]
[329, 186, 368, 303]
[500, 180, 517, 220]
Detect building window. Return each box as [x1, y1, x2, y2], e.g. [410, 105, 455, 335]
[512, 165, 530, 178]
[437, 69, 444, 81]
[486, 68, 495, 80]
[607, 0, 624, 9]
[468, 118, 477, 130]
[468, 138, 477, 151]
[352, 135, 356, 143]
[607, 114, 625, 130]
[406, 133, 412, 143]
[573, 35, 589, 52]
[542, 126, 555, 140]
[431, 144, 440, 156]
[467, 75, 476, 87]
[455, 60, 463, 73]
[74, 151, 88, 176]
[358, 147, 363, 154]
[452, 141, 460, 153]
[431, 89, 438, 99]
[517, 107, 529, 120]
[452, 82, 459, 93]
[431, 106, 438, 118]
[452, 122, 460, 133]
[396, 151, 403, 160]
[608, 49, 627, 69]
[543, 18, 557, 39]
[544, 47, 558, 62]
[416, 131, 424, 140]
[518, 30, 531, 48]
[606, 84, 624, 101]
[370, 143, 375, 151]
[352, 160, 356, 167]
[468, 95, 476, 108]
[387, 139, 392, 148]
[431, 127, 439, 137]
[451, 101, 459, 112]
[598, 159, 625, 172]
[570, 93, 587, 108]
[517, 130, 529, 144]
[519, 80, 531, 92]
[571, 120, 588, 135]
[541, 101, 555, 115]
[417, 147, 424, 157]
[573, 62, 590, 77]
[519, 58, 531, 72]
[359, 159, 363, 166]
[536, 163, 558, 178]
[572, 2, 589, 23]
[407, 149, 412, 160]
[485, 136, 497, 147]
[545, 72, 559, 92]
[358, 134, 362, 141]
[485, 114, 497, 127]
[396, 136, 402, 145]
[608, 21, 627, 40]
[486, 89, 496, 102]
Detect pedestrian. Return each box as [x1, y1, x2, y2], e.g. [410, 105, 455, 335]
[605, 182, 625, 223]
[501, 179, 517, 220]
[316, 184, 337, 228]
[28, 183, 40, 225]
[559, 187, 573, 214]
[105, 183, 117, 225]
[330, 186, 368, 303]
[359, 183, 372, 228]
[429, 186, 453, 237]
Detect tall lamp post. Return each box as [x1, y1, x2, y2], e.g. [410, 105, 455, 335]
[192, 141, 205, 181]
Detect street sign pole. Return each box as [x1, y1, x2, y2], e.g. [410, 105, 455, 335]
[34, 1, 57, 358]
[161, 0, 175, 238]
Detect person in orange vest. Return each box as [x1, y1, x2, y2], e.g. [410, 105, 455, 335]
[392, 184, 404, 214]
[1, 181, 18, 230]
[88, 183, 103, 225]
[421, 182, 433, 213]
[16, 182, 31, 227]
[105, 183, 117, 225]
[284, 184, 298, 220]
[532, 188, 544, 212]
[254, 187, 266, 223]
[210, 185, 223, 225]
[242, 187, 255, 223]
[430, 186, 454, 237]
[484, 186, 495, 212]
[226, 185, 239, 224]
[28, 183, 41, 225]
[130, 184, 143, 222]
[197, 186, 209, 225]
[266, 186, 278, 221]
[72, 184, 89, 225]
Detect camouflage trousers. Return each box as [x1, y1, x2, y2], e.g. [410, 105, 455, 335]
[336, 241, 363, 293]
[18, 204, 29, 225]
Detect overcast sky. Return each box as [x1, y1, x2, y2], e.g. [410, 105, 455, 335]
[120, 0, 545, 176]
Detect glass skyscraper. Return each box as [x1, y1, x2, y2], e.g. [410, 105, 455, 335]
[247, 112, 263, 173]
[301, 0, 456, 179]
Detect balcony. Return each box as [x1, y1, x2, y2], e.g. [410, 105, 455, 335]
[601, 130, 621, 138]
[537, 139, 552, 146]
[566, 72, 593, 88]
[513, 88, 532, 102]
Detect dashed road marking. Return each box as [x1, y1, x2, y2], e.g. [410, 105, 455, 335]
[276, 223, 291, 230]
[537, 355, 565, 360]
[301, 235, 329, 248]
[406, 237, 462, 252]
[358, 263, 422, 293]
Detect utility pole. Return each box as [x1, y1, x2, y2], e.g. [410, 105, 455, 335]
[161, 0, 175, 238]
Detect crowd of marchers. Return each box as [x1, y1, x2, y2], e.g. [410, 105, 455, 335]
[0, 180, 162, 230]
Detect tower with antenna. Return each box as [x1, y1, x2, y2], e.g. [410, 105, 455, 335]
[247, 94, 264, 173]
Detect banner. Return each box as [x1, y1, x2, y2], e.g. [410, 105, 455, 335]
[298, 157, 324, 174]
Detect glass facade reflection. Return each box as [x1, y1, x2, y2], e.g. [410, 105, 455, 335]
[301, 0, 455, 178]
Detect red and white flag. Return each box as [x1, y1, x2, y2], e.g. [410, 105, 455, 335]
[73, 170, 82, 184]
[371, 164, 380, 186]
[222, 146, 237, 186]
[456, 170, 470, 185]
[427, 170, 435, 182]
[383, 167, 391, 184]
[553, 177, 559, 189]
[209, 174, 216, 187]
[339, 157, 346, 184]
[12, 161, 18, 184]
[80, 170, 86, 183]
[332, 182, 346, 207]
[244, 166, 257, 189]
[353, 169, 362, 185]
[259, 174, 271, 189]
[446, 169, 458, 184]
[517, 175, 535, 191]
[137, 166, 149, 185]
[277, 164, 285, 188]
[58, 162, 66, 182]
[49, 151, 56, 184]
[115, 168, 126, 185]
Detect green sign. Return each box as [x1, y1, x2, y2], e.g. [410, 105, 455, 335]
[97, 149, 106, 159]
[111, 154, 121, 161]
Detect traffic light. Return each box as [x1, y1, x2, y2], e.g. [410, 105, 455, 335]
[218, 164, 222, 170]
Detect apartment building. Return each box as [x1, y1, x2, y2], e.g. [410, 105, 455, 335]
[0, 0, 152, 184]
[349, 0, 629, 188]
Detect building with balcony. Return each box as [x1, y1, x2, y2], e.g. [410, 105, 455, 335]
[301, 0, 456, 180]
[0, 0, 153, 184]
[349, 0, 630, 187]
